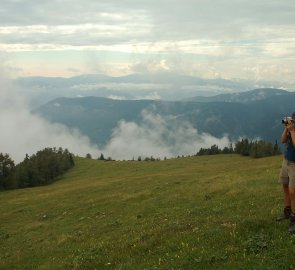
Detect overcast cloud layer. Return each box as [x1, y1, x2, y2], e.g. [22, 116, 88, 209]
[0, 0, 295, 84]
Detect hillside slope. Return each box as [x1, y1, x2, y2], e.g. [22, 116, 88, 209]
[0, 155, 292, 269]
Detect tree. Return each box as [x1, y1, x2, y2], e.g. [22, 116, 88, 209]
[273, 140, 281, 155]
[0, 153, 15, 189]
[14, 147, 75, 188]
[235, 138, 281, 159]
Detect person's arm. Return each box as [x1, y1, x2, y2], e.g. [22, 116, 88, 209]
[290, 130, 295, 147]
[282, 127, 289, 143]
[285, 120, 295, 146]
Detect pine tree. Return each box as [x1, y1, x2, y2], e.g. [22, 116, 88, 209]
[0, 153, 15, 189]
[273, 140, 281, 155]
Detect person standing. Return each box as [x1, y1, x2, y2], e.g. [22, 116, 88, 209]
[277, 112, 295, 233]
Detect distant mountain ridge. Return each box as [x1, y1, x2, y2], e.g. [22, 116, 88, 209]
[18, 73, 242, 86]
[184, 88, 290, 103]
[17, 73, 292, 108]
[35, 88, 295, 147]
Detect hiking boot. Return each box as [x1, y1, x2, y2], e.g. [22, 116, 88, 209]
[276, 206, 291, 222]
[289, 215, 295, 233]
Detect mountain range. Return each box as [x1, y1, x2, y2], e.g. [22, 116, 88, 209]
[35, 88, 295, 147]
[17, 73, 291, 108]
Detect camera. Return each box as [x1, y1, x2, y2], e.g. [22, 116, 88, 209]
[282, 117, 293, 125]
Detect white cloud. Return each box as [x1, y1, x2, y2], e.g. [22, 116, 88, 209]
[1, 0, 295, 82]
[135, 92, 161, 100]
[108, 95, 127, 100]
[104, 110, 230, 160]
[0, 75, 101, 163]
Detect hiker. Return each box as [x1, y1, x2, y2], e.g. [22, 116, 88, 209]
[277, 112, 295, 233]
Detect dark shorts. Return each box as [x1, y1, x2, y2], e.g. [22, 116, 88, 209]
[279, 159, 295, 188]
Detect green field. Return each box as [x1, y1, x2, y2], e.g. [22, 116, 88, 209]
[0, 154, 294, 269]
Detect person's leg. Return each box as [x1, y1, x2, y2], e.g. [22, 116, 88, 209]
[276, 184, 291, 221]
[283, 184, 291, 206]
[288, 188, 295, 232]
[289, 188, 295, 212]
[277, 159, 291, 221]
[276, 185, 291, 221]
[287, 162, 295, 232]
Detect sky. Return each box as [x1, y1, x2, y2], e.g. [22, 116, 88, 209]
[0, 0, 295, 84]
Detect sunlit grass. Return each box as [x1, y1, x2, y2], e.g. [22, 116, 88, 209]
[0, 154, 293, 269]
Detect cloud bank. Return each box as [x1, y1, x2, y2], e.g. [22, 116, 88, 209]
[104, 110, 230, 160]
[0, 76, 101, 163]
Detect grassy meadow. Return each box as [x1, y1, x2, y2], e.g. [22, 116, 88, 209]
[0, 154, 294, 269]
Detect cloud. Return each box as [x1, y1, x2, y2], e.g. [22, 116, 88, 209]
[0, 74, 101, 163]
[1, 0, 295, 82]
[103, 110, 230, 159]
[1, 1, 294, 29]
[1, 1, 294, 46]
[108, 91, 161, 101]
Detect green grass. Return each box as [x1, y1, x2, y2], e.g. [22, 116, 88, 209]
[0, 154, 294, 269]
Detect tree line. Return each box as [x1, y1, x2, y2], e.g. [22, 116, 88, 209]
[0, 147, 75, 191]
[90, 138, 282, 162]
[0, 139, 282, 191]
[196, 139, 281, 158]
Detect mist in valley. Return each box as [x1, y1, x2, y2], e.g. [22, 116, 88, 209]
[1, 73, 231, 163]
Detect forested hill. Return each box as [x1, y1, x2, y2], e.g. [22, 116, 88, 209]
[35, 88, 295, 146]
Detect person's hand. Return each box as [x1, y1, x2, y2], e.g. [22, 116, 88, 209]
[287, 119, 295, 132]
